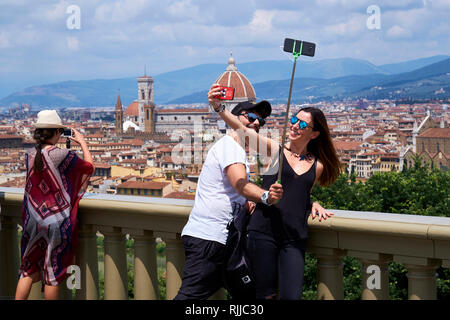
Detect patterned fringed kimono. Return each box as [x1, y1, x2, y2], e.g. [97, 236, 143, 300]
[19, 146, 93, 286]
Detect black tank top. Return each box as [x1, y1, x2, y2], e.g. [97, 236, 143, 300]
[248, 150, 317, 241]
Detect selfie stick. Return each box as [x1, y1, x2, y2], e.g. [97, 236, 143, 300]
[277, 42, 303, 184]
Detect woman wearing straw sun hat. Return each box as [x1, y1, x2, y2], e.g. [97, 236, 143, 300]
[15, 110, 94, 300]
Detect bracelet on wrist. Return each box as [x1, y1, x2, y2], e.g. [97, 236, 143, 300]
[214, 104, 225, 113]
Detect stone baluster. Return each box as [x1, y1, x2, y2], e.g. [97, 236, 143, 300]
[101, 226, 128, 300]
[350, 252, 392, 300]
[76, 224, 99, 300]
[28, 282, 44, 300]
[0, 216, 20, 300]
[315, 248, 346, 300]
[58, 284, 73, 300]
[163, 233, 184, 300]
[130, 229, 158, 300]
[404, 259, 441, 300]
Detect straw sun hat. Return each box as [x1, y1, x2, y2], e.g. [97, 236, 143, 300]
[35, 110, 66, 129]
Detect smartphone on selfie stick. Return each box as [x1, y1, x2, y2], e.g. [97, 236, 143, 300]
[277, 38, 316, 184]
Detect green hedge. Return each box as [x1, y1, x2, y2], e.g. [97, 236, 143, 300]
[308, 157, 449, 299]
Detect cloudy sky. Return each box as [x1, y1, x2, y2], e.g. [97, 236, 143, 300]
[0, 0, 449, 98]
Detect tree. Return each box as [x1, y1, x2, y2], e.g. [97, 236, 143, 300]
[308, 158, 449, 299]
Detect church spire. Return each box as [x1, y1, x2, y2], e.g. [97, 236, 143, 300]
[115, 90, 123, 134]
[115, 91, 122, 110]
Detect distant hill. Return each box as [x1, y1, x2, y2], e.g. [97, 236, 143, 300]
[169, 58, 450, 104]
[0, 55, 448, 108]
[377, 55, 450, 74]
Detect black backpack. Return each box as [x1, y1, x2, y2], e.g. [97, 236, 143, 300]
[223, 202, 255, 299]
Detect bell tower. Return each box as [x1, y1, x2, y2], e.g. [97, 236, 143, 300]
[137, 74, 155, 132]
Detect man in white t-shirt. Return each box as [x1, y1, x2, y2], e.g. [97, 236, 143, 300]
[174, 98, 283, 300]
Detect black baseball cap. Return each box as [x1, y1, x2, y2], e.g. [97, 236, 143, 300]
[231, 100, 272, 118]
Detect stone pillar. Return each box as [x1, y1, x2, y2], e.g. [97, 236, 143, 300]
[58, 284, 73, 300]
[360, 258, 390, 300]
[133, 231, 158, 300]
[76, 225, 99, 300]
[0, 216, 20, 299]
[316, 249, 345, 300]
[28, 281, 43, 300]
[165, 235, 184, 300]
[406, 262, 440, 300]
[102, 227, 128, 300]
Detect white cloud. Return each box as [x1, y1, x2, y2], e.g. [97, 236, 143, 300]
[30, 0, 70, 22]
[66, 36, 79, 51]
[0, 0, 449, 94]
[94, 0, 150, 23]
[0, 32, 12, 48]
[249, 10, 276, 32]
[324, 14, 366, 37]
[167, 0, 200, 21]
[386, 25, 413, 39]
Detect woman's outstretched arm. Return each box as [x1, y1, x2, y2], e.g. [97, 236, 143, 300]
[208, 83, 279, 156]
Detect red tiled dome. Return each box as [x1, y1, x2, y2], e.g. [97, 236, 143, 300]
[125, 101, 139, 117]
[214, 53, 256, 100]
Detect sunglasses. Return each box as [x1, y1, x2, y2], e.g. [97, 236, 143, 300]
[241, 112, 265, 127]
[290, 116, 312, 130]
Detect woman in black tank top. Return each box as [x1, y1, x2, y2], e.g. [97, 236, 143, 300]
[214, 105, 341, 299]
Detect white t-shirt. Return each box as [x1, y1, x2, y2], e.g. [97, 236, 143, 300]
[181, 135, 250, 245]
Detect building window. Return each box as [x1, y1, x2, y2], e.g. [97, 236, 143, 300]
[141, 89, 145, 100]
[147, 109, 149, 120]
[160, 117, 164, 120]
[437, 143, 440, 152]
[174, 117, 177, 120]
[188, 116, 191, 120]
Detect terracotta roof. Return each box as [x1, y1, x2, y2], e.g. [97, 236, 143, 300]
[117, 181, 169, 190]
[0, 177, 26, 187]
[164, 191, 196, 200]
[94, 163, 111, 169]
[333, 140, 363, 151]
[417, 128, 450, 138]
[86, 134, 104, 138]
[125, 101, 139, 117]
[120, 159, 147, 164]
[156, 108, 209, 114]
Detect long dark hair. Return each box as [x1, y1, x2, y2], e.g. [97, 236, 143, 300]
[299, 107, 340, 187]
[33, 128, 61, 172]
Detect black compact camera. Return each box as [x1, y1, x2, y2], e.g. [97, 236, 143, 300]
[62, 128, 74, 137]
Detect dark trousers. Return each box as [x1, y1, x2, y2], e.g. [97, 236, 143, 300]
[174, 235, 226, 300]
[246, 230, 306, 300]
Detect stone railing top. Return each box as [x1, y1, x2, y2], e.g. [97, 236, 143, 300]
[1, 187, 449, 266]
[1, 187, 449, 239]
[1, 187, 449, 224]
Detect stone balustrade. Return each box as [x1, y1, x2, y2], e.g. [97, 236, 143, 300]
[1, 187, 449, 300]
